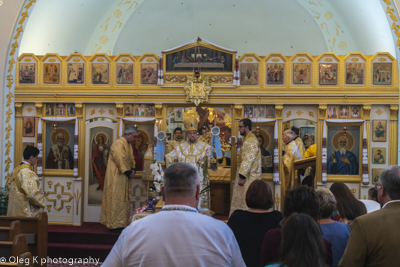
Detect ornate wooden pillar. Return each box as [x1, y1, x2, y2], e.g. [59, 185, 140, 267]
[389, 105, 398, 165]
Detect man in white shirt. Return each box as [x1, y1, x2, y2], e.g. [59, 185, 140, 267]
[339, 166, 400, 267]
[102, 162, 245, 267]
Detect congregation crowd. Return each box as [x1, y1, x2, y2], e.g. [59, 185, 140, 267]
[102, 161, 400, 267]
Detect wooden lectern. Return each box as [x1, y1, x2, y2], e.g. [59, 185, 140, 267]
[292, 156, 317, 189]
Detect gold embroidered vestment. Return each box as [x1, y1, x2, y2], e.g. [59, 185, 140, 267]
[100, 137, 135, 229]
[229, 133, 261, 216]
[165, 140, 212, 208]
[282, 140, 301, 191]
[7, 163, 45, 217]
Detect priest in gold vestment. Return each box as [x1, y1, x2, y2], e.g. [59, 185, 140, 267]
[165, 110, 215, 209]
[166, 127, 184, 154]
[282, 130, 301, 190]
[7, 146, 45, 217]
[291, 126, 305, 159]
[229, 119, 261, 216]
[100, 128, 138, 230]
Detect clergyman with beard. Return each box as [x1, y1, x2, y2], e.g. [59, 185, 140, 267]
[327, 136, 359, 175]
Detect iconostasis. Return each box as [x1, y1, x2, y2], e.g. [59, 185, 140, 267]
[12, 42, 399, 223]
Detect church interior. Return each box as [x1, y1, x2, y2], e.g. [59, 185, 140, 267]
[1, 0, 400, 264]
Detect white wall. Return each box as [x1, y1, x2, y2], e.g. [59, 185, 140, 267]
[0, 0, 24, 185]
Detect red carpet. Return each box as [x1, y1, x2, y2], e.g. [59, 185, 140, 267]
[48, 222, 119, 263]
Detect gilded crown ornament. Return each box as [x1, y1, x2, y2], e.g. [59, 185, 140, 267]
[183, 109, 199, 131]
[183, 70, 212, 106]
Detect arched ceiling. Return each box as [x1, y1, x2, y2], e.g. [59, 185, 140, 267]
[19, 0, 396, 57]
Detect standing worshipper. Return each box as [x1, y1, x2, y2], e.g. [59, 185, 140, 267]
[229, 118, 261, 216]
[100, 127, 138, 231]
[165, 109, 216, 209]
[291, 126, 305, 158]
[7, 146, 46, 217]
[282, 130, 301, 191]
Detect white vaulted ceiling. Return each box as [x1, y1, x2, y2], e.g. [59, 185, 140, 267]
[18, 0, 396, 57]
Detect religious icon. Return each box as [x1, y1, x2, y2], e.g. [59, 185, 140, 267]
[254, 106, 265, 118]
[338, 105, 349, 119]
[89, 127, 113, 204]
[244, 105, 253, 118]
[92, 63, 109, 84]
[300, 127, 315, 150]
[67, 104, 75, 116]
[45, 124, 74, 170]
[134, 104, 145, 116]
[125, 104, 134, 116]
[350, 106, 361, 119]
[372, 120, 386, 142]
[293, 63, 311, 84]
[266, 63, 284, 85]
[141, 63, 158, 84]
[55, 104, 66, 116]
[346, 62, 364, 85]
[67, 63, 84, 84]
[116, 63, 134, 84]
[327, 105, 337, 119]
[240, 63, 258, 85]
[167, 133, 172, 141]
[19, 63, 35, 84]
[372, 168, 383, 184]
[145, 104, 155, 117]
[372, 147, 385, 164]
[373, 63, 391, 85]
[255, 126, 274, 173]
[43, 63, 60, 84]
[174, 109, 183, 122]
[265, 105, 275, 118]
[327, 125, 360, 175]
[319, 63, 337, 85]
[128, 126, 153, 171]
[46, 104, 55, 116]
[23, 117, 35, 137]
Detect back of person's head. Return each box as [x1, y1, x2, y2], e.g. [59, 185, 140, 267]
[239, 118, 252, 131]
[330, 182, 367, 220]
[291, 126, 299, 136]
[245, 180, 274, 210]
[283, 187, 320, 220]
[163, 162, 199, 198]
[379, 166, 400, 200]
[23, 145, 40, 160]
[280, 213, 327, 267]
[316, 188, 336, 219]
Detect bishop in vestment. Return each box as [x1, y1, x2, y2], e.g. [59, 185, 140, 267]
[229, 119, 261, 216]
[165, 110, 214, 209]
[7, 146, 45, 217]
[282, 130, 301, 190]
[100, 128, 138, 230]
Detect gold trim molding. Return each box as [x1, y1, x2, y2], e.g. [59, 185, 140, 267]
[363, 105, 371, 121]
[390, 105, 398, 121]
